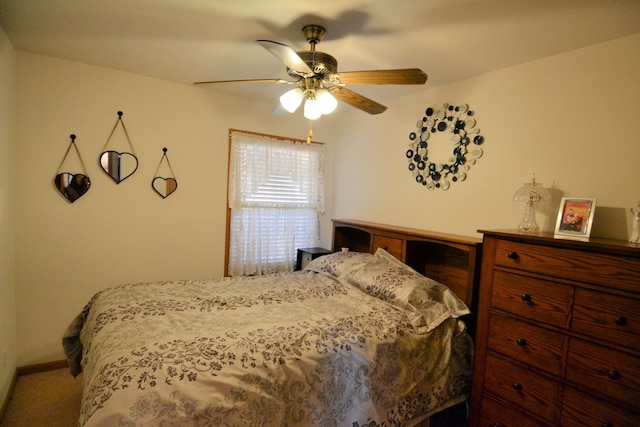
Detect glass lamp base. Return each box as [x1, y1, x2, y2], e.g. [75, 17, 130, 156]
[518, 221, 540, 232]
[518, 201, 540, 232]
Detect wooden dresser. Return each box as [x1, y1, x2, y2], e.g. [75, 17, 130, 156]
[470, 230, 640, 427]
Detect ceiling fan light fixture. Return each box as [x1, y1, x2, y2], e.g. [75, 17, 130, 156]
[316, 89, 337, 115]
[279, 87, 304, 113]
[303, 97, 322, 120]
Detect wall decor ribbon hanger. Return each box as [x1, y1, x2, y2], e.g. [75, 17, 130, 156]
[151, 147, 178, 198]
[99, 110, 139, 184]
[54, 134, 91, 203]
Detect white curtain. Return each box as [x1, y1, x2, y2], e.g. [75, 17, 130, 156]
[228, 131, 325, 276]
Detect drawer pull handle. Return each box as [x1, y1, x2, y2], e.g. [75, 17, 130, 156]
[516, 337, 527, 346]
[512, 382, 522, 391]
[607, 369, 620, 380]
[521, 293, 532, 303]
[602, 423, 613, 427]
[507, 251, 519, 259]
[615, 316, 628, 326]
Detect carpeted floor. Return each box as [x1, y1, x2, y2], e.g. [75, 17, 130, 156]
[0, 368, 82, 427]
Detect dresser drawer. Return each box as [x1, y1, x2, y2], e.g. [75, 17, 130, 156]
[572, 288, 640, 350]
[479, 394, 550, 427]
[487, 313, 567, 376]
[566, 338, 640, 410]
[372, 235, 403, 259]
[494, 239, 640, 293]
[561, 387, 640, 427]
[491, 270, 572, 328]
[484, 353, 561, 423]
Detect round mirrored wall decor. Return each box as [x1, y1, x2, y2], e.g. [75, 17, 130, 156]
[406, 103, 485, 190]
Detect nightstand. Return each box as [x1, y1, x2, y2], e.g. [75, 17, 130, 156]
[296, 247, 332, 270]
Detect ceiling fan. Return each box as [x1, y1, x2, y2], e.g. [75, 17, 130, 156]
[194, 25, 427, 119]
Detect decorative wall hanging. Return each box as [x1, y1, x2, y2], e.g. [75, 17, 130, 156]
[151, 147, 178, 199]
[54, 134, 91, 203]
[406, 103, 485, 190]
[99, 111, 139, 184]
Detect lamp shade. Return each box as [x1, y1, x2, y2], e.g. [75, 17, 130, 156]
[279, 88, 304, 113]
[303, 98, 322, 120]
[316, 89, 338, 115]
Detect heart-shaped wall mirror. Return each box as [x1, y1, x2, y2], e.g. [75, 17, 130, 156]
[152, 177, 178, 198]
[55, 134, 91, 203]
[100, 150, 138, 184]
[55, 173, 91, 203]
[100, 111, 139, 184]
[152, 147, 178, 199]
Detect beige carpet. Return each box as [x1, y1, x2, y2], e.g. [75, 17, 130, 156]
[0, 368, 81, 427]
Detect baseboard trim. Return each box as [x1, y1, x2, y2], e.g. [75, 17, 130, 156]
[0, 369, 17, 423]
[1, 360, 71, 422]
[16, 359, 68, 376]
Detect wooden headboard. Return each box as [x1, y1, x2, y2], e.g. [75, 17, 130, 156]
[332, 219, 482, 333]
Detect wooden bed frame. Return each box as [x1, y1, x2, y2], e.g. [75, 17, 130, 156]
[332, 219, 482, 335]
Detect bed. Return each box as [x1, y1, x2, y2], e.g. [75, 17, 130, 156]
[63, 219, 481, 426]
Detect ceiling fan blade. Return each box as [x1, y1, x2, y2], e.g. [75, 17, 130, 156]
[194, 78, 294, 86]
[332, 87, 387, 115]
[257, 40, 313, 76]
[336, 69, 427, 85]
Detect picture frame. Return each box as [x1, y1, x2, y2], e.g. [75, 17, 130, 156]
[554, 197, 596, 240]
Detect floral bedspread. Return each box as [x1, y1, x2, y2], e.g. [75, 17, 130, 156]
[63, 267, 472, 426]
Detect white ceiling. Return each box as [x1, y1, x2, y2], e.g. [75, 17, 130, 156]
[2, 0, 640, 108]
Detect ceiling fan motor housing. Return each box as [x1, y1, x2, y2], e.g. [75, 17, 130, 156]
[289, 51, 338, 78]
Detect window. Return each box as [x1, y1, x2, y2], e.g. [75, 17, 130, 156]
[227, 130, 325, 276]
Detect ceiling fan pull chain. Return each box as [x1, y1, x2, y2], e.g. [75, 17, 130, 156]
[306, 122, 313, 145]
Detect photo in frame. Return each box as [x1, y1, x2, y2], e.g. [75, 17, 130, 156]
[554, 197, 596, 240]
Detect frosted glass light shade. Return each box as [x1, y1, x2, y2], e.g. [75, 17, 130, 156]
[316, 89, 337, 115]
[303, 98, 322, 120]
[279, 88, 304, 113]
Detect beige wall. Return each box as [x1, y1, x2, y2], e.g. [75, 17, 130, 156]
[332, 34, 640, 239]
[6, 32, 640, 373]
[0, 25, 17, 406]
[12, 53, 338, 366]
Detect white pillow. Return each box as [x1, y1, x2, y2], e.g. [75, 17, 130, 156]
[341, 248, 470, 333]
[303, 251, 374, 278]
